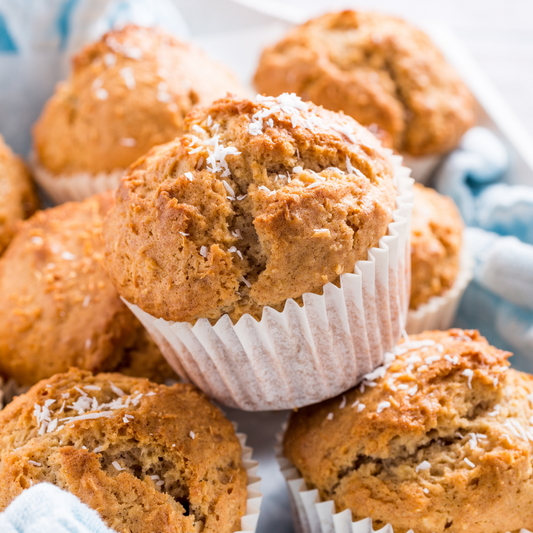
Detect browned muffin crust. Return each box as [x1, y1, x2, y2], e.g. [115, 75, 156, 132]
[0, 135, 38, 255]
[284, 329, 533, 533]
[410, 183, 463, 309]
[0, 192, 174, 386]
[254, 10, 475, 157]
[0, 369, 247, 533]
[33, 25, 245, 175]
[104, 94, 396, 323]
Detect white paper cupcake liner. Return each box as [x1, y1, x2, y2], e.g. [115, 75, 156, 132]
[406, 244, 473, 335]
[31, 153, 125, 204]
[276, 429, 530, 533]
[402, 154, 441, 185]
[125, 154, 414, 411]
[235, 428, 263, 533]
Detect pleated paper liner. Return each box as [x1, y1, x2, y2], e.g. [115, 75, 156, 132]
[401, 154, 441, 185]
[406, 245, 473, 335]
[125, 154, 414, 411]
[235, 428, 263, 533]
[276, 429, 408, 533]
[31, 154, 125, 204]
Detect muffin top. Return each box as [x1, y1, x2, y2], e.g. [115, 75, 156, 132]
[0, 135, 38, 255]
[284, 329, 533, 533]
[33, 25, 245, 175]
[0, 369, 247, 533]
[410, 183, 463, 309]
[254, 10, 475, 157]
[103, 94, 397, 323]
[0, 192, 172, 386]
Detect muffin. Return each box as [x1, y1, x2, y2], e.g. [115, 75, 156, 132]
[282, 329, 533, 533]
[410, 183, 463, 307]
[407, 184, 471, 333]
[0, 192, 175, 386]
[32, 25, 245, 203]
[104, 93, 413, 410]
[0, 369, 248, 533]
[254, 11, 475, 163]
[0, 135, 38, 255]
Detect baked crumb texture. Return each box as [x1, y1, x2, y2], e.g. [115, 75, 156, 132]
[410, 183, 463, 309]
[33, 25, 244, 176]
[284, 329, 533, 533]
[254, 10, 475, 157]
[0, 135, 38, 255]
[104, 94, 397, 323]
[0, 370, 248, 533]
[0, 192, 175, 386]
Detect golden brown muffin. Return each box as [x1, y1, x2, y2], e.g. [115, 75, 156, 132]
[0, 369, 247, 533]
[410, 183, 463, 309]
[0, 192, 175, 386]
[284, 329, 533, 533]
[254, 11, 475, 157]
[103, 94, 397, 323]
[34, 25, 245, 176]
[0, 135, 38, 254]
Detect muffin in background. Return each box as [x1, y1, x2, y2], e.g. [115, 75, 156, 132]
[410, 183, 463, 310]
[0, 192, 175, 386]
[254, 10, 475, 158]
[0, 135, 38, 255]
[32, 24, 245, 203]
[0, 369, 248, 533]
[283, 329, 533, 533]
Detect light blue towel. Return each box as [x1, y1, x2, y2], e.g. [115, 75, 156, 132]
[434, 127, 533, 372]
[0, 483, 113, 533]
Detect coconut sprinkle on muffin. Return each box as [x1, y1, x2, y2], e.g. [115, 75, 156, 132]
[284, 329, 533, 533]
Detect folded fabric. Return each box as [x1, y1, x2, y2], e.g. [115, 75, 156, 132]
[0, 483, 113, 533]
[0, 0, 188, 155]
[434, 127, 533, 367]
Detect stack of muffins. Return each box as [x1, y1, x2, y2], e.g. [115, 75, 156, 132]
[0, 10, 527, 533]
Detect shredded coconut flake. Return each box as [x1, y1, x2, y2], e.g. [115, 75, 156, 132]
[119, 67, 136, 89]
[28, 460, 41, 467]
[339, 395, 346, 409]
[326, 412, 334, 421]
[112, 461, 124, 471]
[462, 369, 474, 388]
[184, 172, 194, 181]
[416, 461, 431, 472]
[190, 431, 196, 439]
[200, 246, 208, 258]
[464, 458, 475, 468]
[94, 88, 108, 100]
[109, 382, 125, 397]
[376, 401, 391, 413]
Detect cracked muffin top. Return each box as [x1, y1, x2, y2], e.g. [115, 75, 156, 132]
[0, 192, 174, 386]
[284, 329, 533, 533]
[0, 369, 247, 533]
[410, 183, 463, 309]
[0, 135, 38, 255]
[254, 10, 475, 157]
[103, 94, 397, 323]
[33, 25, 245, 175]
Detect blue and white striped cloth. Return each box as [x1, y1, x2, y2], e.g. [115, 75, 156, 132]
[434, 127, 533, 373]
